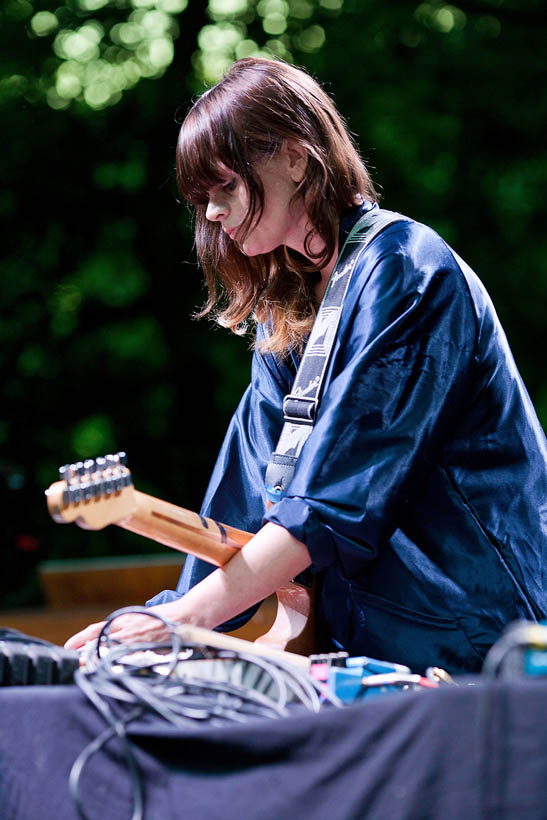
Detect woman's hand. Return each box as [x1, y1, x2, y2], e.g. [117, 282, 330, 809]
[64, 601, 184, 650]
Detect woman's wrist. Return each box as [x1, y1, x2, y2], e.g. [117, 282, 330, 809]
[159, 595, 215, 630]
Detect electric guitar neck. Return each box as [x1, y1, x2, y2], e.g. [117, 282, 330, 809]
[45, 452, 315, 655]
[46, 457, 251, 566]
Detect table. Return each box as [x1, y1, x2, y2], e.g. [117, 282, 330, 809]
[1, 678, 547, 820]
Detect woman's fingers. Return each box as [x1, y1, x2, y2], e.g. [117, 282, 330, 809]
[64, 610, 174, 650]
[64, 621, 106, 650]
[105, 613, 171, 645]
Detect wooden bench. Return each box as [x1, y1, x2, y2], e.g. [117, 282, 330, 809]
[0, 555, 275, 646]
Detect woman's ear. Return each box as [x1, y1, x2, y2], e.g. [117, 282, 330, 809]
[283, 140, 307, 185]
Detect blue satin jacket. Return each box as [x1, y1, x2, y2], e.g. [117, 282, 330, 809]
[149, 205, 547, 674]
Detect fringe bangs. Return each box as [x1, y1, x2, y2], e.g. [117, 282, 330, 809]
[177, 58, 379, 358]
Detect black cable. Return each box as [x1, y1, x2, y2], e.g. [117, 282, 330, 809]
[68, 698, 145, 820]
[70, 608, 181, 820]
[70, 608, 342, 820]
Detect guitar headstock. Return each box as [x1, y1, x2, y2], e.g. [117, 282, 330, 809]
[45, 452, 136, 530]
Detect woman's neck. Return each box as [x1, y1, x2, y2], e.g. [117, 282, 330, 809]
[284, 204, 339, 303]
[315, 247, 338, 302]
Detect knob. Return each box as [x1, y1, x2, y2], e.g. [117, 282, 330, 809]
[83, 459, 95, 474]
[95, 456, 106, 473]
[58, 464, 70, 482]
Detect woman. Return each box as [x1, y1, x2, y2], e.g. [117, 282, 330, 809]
[67, 58, 547, 674]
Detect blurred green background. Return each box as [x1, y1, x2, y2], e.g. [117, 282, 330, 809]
[1, 0, 546, 608]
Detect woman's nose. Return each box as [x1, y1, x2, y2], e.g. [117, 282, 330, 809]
[206, 197, 226, 223]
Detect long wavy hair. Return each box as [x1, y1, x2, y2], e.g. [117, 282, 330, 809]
[176, 57, 378, 355]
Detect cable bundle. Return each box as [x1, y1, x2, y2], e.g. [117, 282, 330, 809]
[71, 607, 341, 820]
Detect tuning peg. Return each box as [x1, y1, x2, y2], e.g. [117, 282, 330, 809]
[105, 454, 118, 470]
[83, 459, 95, 475]
[81, 482, 95, 502]
[117, 452, 128, 466]
[69, 484, 82, 503]
[58, 464, 70, 482]
[95, 456, 107, 473]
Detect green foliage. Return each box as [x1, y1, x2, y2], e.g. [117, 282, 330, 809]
[1, 0, 546, 608]
[71, 414, 117, 457]
[2, 0, 188, 109]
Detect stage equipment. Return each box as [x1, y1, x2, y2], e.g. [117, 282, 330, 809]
[482, 620, 547, 678]
[0, 627, 79, 685]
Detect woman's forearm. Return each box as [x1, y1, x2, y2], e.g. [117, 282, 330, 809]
[169, 521, 312, 629]
[65, 521, 312, 648]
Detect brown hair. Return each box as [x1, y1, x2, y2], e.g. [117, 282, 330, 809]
[176, 57, 378, 355]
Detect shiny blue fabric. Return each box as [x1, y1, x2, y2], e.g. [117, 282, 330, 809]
[149, 206, 547, 674]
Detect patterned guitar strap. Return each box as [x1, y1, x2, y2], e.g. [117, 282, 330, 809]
[265, 206, 406, 504]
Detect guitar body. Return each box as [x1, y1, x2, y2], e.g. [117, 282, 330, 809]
[255, 582, 316, 655]
[45, 454, 314, 654]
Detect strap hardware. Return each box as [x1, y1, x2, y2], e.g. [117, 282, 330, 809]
[282, 395, 317, 424]
[266, 207, 406, 502]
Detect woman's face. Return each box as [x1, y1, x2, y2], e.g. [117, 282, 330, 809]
[205, 145, 308, 257]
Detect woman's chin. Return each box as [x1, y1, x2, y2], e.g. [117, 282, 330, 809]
[241, 244, 264, 257]
[241, 239, 277, 257]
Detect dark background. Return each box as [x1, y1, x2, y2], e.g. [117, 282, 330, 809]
[1, 0, 546, 607]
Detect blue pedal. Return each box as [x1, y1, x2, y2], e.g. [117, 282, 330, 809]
[327, 656, 412, 702]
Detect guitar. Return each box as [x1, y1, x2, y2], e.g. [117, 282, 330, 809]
[45, 452, 314, 655]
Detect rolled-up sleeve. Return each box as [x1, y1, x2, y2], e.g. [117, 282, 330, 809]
[265, 223, 477, 576]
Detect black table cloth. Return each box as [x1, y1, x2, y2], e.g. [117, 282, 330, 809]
[1, 678, 547, 820]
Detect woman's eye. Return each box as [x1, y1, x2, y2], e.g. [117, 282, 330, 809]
[222, 178, 236, 193]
